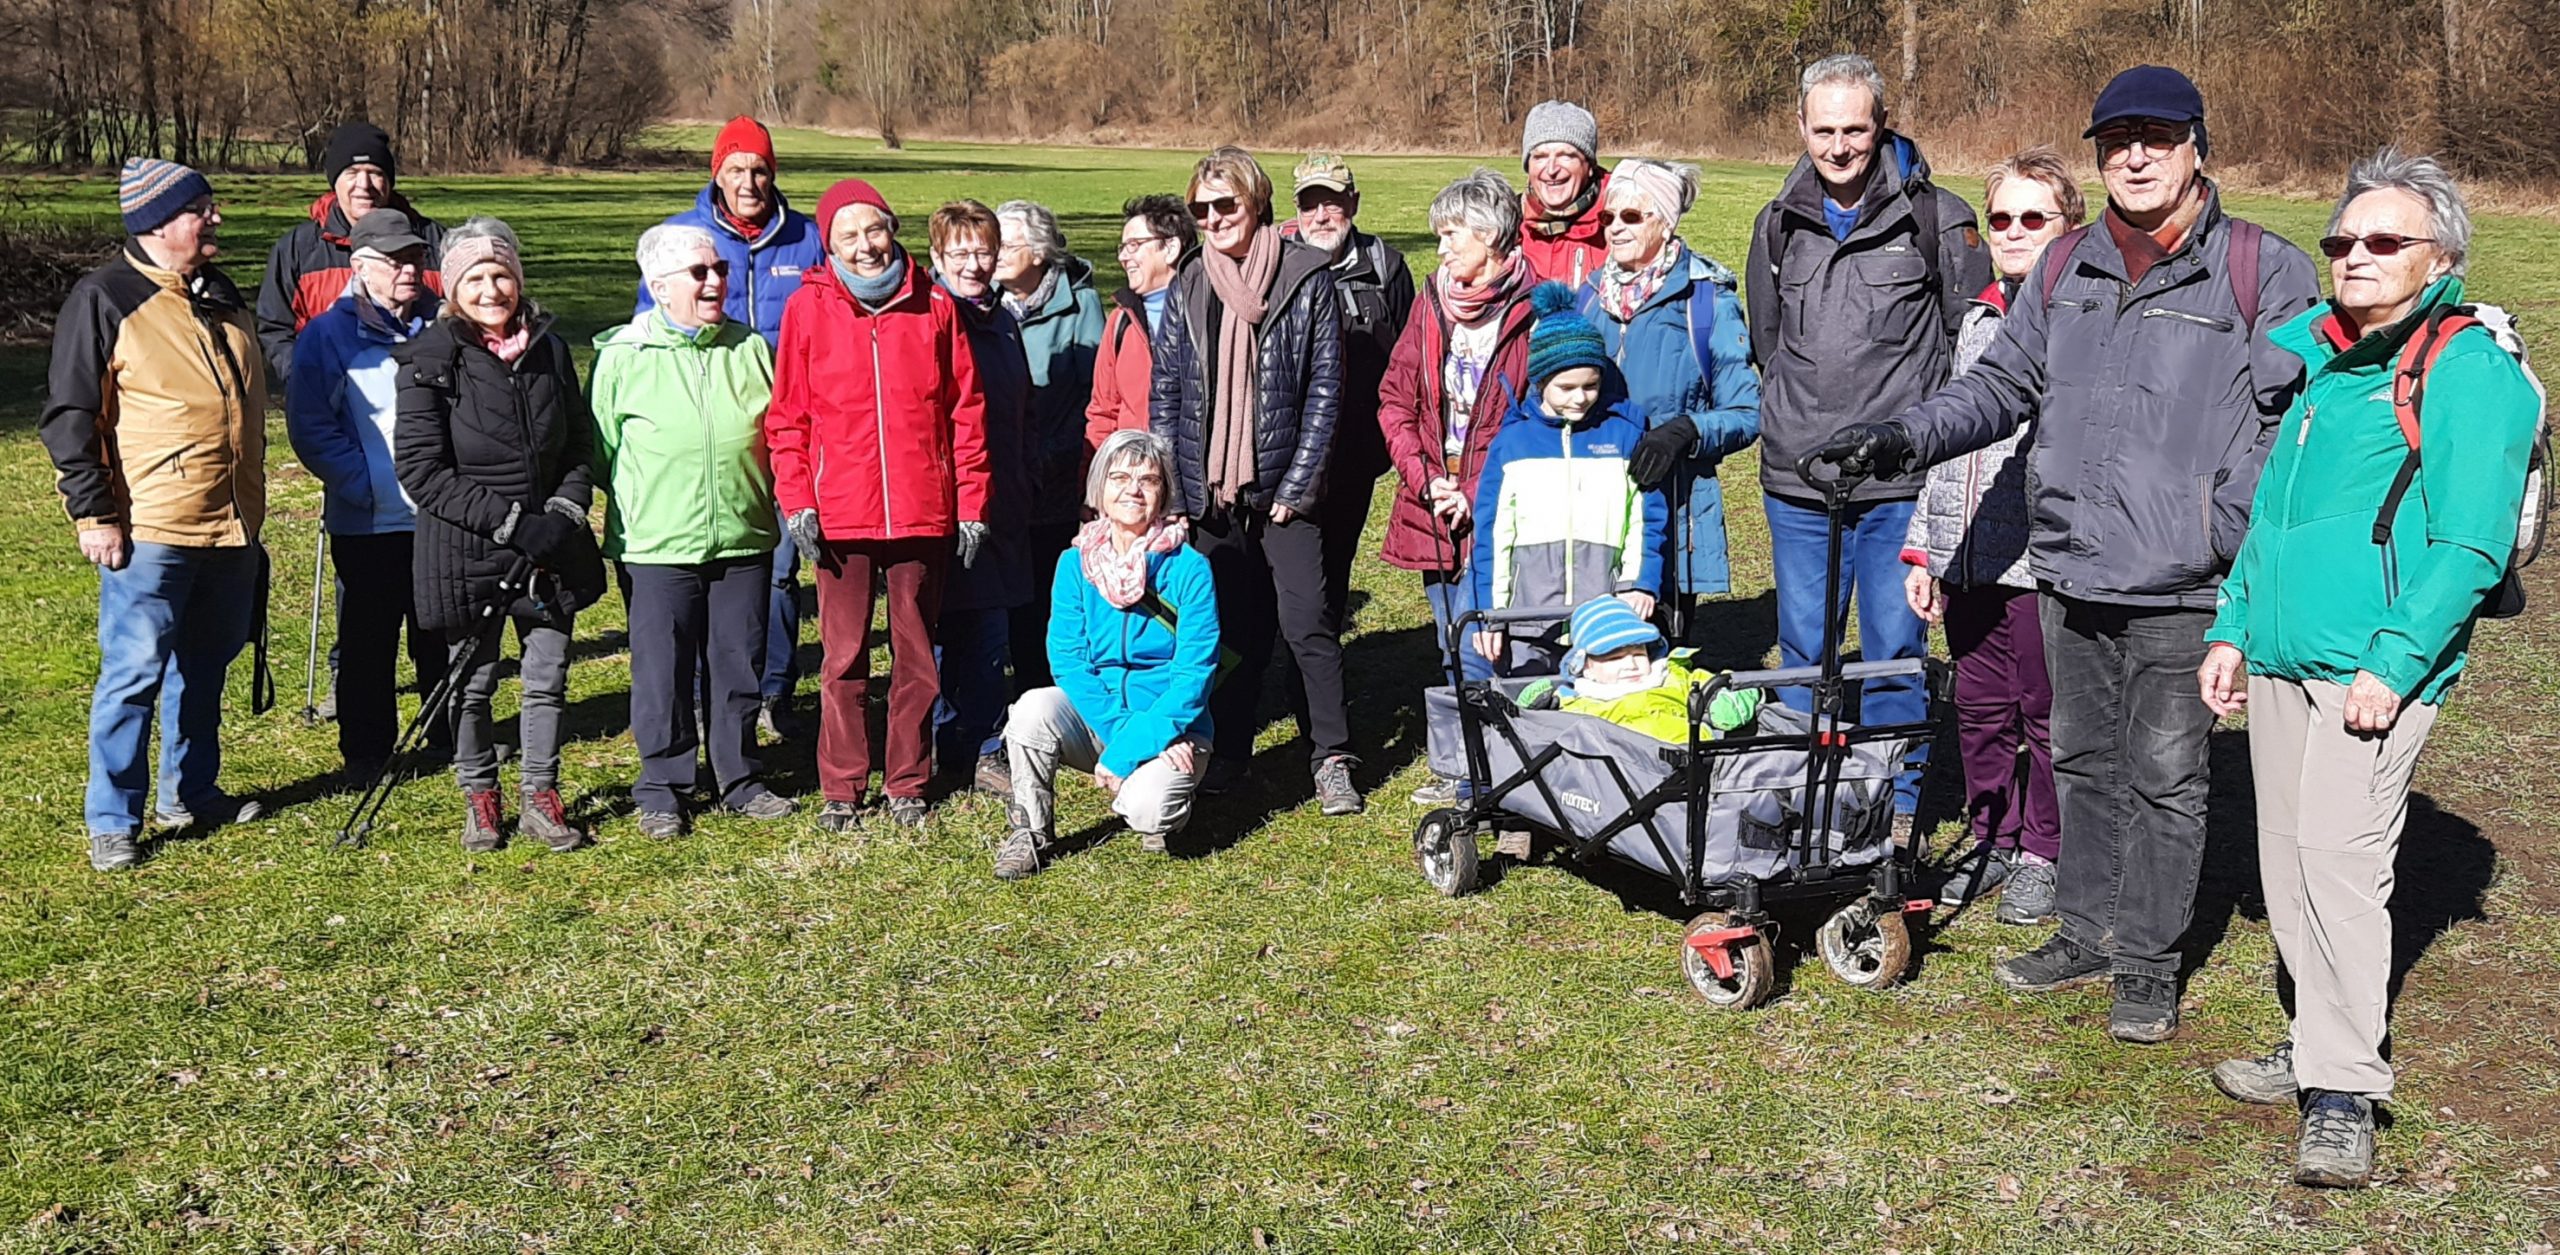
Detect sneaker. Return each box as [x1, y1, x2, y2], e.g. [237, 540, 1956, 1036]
[818, 800, 864, 833]
[1938, 844, 2016, 907]
[1139, 830, 1168, 854]
[638, 810, 686, 840]
[1996, 854, 2059, 925]
[1314, 756, 1364, 816]
[993, 828, 1045, 880]
[2294, 1090, 2377, 1188]
[973, 752, 1012, 796]
[461, 790, 507, 853]
[723, 790, 797, 820]
[315, 687, 337, 722]
[88, 830, 141, 872]
[2213, 1041, 2299, 1106]
[519, 788, 584, 852]
[1993, 934, 2109, 992]
[155, 791, 265, 830]
[1199, 757, 1247, 796]
[1409, 776, 1459, 808]
[885, 795, 929, 829]
[2108, 972, 2181, 1043]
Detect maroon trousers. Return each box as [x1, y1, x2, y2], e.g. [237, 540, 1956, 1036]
[813, 537, 948, 803]
[1944, 584, 2061, 862]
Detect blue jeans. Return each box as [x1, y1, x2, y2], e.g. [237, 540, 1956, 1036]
[934, 606, 1013, 765]
[1765, 493, 1929, 810]
[1422, 569, 1495, 684]
[762, 523, 802, 702]
[86, 543, 259, 834]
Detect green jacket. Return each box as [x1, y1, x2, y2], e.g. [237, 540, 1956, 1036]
[2206, 277, 2539, 703]
[1552, 660, 1763, 743]
[590, 312, 782, 565]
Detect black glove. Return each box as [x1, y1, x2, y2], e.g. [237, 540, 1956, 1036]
[1627, 418, 1700, 490]
[1804, 421, 1916, 482]
[507, 509, 585, 565]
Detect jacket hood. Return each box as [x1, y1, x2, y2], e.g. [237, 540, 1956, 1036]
[122, 241, 246, 310]
[1773, 129, 1932, 228]
[1618, 242, 1740, 316]
[595, 306, 759, 353]
[1110, 284, 1147, 317]
[1018, 254, 1096, 325]
[800, 252, 937, 315]
[2279, 274, 2466, 370]
[690, 180, 804, 250]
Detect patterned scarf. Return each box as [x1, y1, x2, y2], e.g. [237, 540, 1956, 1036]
[1003, 262, 1061, 322]
[1075, 515, 1191, 610]
[1597, 239, 1684, 322]
[1437, 252, 1528, 327]
[1525, 180, 1600, 238]
[1199, 226, 1282, 507]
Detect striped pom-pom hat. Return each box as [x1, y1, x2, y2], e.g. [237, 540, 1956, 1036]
[119, 158, 214, 235]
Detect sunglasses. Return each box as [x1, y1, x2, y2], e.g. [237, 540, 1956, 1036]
[1986, 211, 2060, 232]
[1187, 196, 1242, 220]
[1606, 208, 1654, 226]
[681, 259, 732, 282]
[2319, 233, 2436, 259]
[2093, 122, 2193, 156]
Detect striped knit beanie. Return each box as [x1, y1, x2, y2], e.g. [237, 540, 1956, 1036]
[439, 217, 524, 296]
[120, 158, 213, 234]
[1526, 280, 1606, 388]
[1564, 594, 1663, 675]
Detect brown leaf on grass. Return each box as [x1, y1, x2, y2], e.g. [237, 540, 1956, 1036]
[1996, 1174, 2023, 1203]
[25, 1204, 72, 1231]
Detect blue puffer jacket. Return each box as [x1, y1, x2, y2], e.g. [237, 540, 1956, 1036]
[1044, 541, 1221, 777]
[634, 183, 826, 346]
[1578, 243, 1761, 595]
[286, 291, 437, 535]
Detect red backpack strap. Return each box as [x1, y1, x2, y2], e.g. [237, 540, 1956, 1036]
[2224, 220, 2263, 333]
[2392, 308, 2479, 448]
[2037, 225, 2093, 308]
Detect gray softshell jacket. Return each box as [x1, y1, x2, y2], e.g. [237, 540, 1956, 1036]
[1894, 186, 2321, 609]
[1746, 131, 1992, 505]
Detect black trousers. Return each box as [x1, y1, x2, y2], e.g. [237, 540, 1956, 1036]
[1006, 520, 1079, 695]
[1312, 472, 1377, 637]
[1193, 503, 1352, 767]
[623, 557, 770, 811]
[330, 531, 446, 764]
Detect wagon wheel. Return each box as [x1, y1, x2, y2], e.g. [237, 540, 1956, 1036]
[1413, 808, 1480, 898]
[1815, 899, 1913, 990]
[1680, 911, 1775, 1010]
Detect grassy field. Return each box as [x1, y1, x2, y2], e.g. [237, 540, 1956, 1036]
[3, 127, 2558, 1251]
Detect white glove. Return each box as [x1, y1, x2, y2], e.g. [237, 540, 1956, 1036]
[786, 509, 822, 554]
[956, 521, 990, 569]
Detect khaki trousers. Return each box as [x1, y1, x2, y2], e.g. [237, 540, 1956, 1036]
[1005, 687, 1205, 839]
[2246, 675, 2439, 1098]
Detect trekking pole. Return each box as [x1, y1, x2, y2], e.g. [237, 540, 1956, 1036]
[299, 525, 328, 726]
[337, 557, 535, 847]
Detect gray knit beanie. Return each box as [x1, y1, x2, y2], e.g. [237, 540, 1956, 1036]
[1521, 100, 1600, 168]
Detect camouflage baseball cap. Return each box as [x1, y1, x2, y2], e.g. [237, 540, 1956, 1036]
[1292, 153, 1356, 194]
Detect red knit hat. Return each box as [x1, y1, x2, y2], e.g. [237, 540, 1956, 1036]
[712, 116, 776, 174]
[815, 178, 894, 237]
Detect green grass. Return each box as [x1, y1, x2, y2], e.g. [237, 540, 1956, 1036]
[4, 130, 2559, 1251]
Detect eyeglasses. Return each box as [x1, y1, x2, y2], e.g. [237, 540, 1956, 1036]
[2093, 122, 2193, 159]
[1606, 208, 1653, 226]
[2319, 233, 2436, 259]
[1117, 236, 1174, 255]
[1986, 211, 2060, 232]
[682, 260, 732, 282]
[1187, 196, 1242, 220]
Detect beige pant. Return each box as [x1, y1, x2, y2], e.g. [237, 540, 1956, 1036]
[2246, 675, 2439, 1099]
[1005, 687, 1205, 839]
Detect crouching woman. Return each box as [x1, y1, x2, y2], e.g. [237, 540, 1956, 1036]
[996, 429, 1218, 880]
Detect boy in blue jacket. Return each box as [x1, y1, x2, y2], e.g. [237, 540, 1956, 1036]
[1470, 282, 1670, 673]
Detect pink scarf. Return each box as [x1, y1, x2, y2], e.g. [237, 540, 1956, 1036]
[478, 321, 532, 364]
[1076, 516, 1190, 610]
[1437, 252, 1527, 327]
[1199, 226, 1282, 507]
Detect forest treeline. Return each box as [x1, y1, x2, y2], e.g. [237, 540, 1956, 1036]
[4, 0, 2554, 187]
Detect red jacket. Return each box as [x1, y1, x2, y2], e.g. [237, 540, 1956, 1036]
[1518, 173, 1611, 288]
[1375, 282, 1537, 571]
[767, 262, 991, 541]
[1084, 289, 1153, 460]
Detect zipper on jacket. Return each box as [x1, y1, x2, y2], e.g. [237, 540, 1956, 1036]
[869, 317, 894, 534]
[1560, 420, 1577, 606]
[2142, 307, 2236, 332]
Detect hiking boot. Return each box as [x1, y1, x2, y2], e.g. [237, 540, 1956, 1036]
[156, 791, 264, 831]
[993, 828, 1046, 880]
[2108, 972, 2181, 1043]
[2294, 1090, 2377, 1188]
[1314, 756, 1364, 816]
[973, 752, 1012, 796]
[818, 800, 865, 833]
[1993, 934, 2109, 992]
[637, 810, 686, 841]
[1997, 854, 2059, 925]
[1409, 776, 1459, 808]
[2213, 1040, 2299, 1106]
[88, 830, 140, 872]
[1199, 757, 1247, 796]
[885, 795, 930, 829]
[1938, 844, 2016, 907]
[520, 788, 584, 852]
[461, 790, 507, 853]
[724, 789, 797, 820]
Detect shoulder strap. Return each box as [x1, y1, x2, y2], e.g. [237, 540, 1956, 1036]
[1111, 305, 1135, 357]
[1907, 180, 1944, 292]
[1684, 278, 1715, 381]
[2374, 305, 2479, 547]
[2039, 226, 2094, 308]
[2225, 219, 2264, 334]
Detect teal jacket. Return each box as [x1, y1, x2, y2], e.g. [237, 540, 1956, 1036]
[2207, 278, 2539, 703]
[589, 311, 782, 565]
[1011, 257, 1107, 526]
[1047, 541, 1221, 777]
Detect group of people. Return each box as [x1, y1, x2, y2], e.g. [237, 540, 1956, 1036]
[43, 61, 2542, 1190]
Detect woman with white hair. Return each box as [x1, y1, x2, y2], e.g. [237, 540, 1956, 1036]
[1578, 157, 1761, 633]
[591, 222, 795, 838]
[994, 428, 1220, 880]
[2198, 147, 2541, 1189]
[994, 198, 1106, 691]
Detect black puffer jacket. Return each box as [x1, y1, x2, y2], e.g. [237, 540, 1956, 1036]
[394, 313, 599, 634]
[1148, 237, 1344, 517]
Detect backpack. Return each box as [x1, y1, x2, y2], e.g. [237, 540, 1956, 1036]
[2371, 303, 2551, 618]
[2038, 219, 2264, 334]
